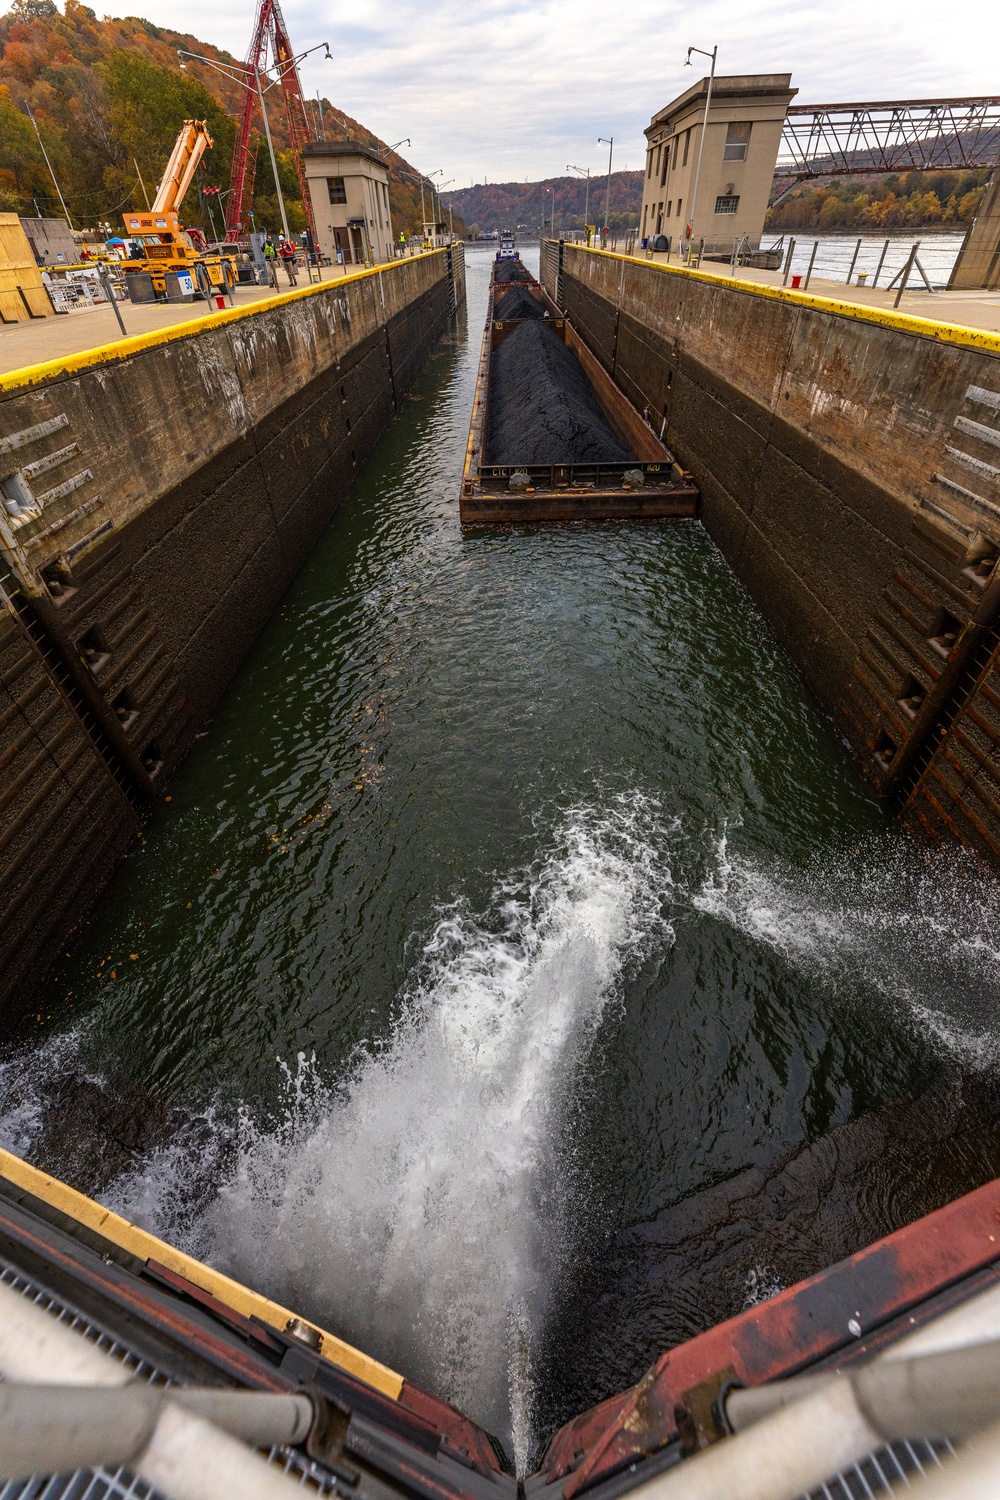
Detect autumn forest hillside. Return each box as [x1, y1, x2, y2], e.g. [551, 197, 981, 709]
[0, 0, 448, 239]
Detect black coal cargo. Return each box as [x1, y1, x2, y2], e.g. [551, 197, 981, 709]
[492, 260, 534, 284]
[494, 286, 546, 321]
[486, 320, 633, 466]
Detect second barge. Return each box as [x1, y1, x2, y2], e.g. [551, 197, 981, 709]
[461, 254, 697, 523]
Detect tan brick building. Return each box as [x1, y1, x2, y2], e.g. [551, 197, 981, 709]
[641, 73, 797, 253]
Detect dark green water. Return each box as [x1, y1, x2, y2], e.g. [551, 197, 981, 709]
[4, 246, 1000, 1466]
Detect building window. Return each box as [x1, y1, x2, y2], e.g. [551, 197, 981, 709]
[682, 129, 691, 166]
[660, 146, 669, 186]
[646, 149, 654, 179]
[724, 122, 752, 161]
[715, 194, 740, 214]
[677, 198, 682, 223]
[327, 177, 347, 204]
[667, 201, 672, 218]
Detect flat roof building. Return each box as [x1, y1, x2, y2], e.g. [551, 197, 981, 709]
[641, 73, 797, 254]
[303, 142, 395, 267]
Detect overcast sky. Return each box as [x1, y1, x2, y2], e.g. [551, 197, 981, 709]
[128, 0, 997, 185]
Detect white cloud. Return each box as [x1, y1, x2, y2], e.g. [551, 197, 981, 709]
[123, 0, 998, 184]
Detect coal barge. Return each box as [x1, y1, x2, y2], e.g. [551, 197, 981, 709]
[461, 253, 698, 523]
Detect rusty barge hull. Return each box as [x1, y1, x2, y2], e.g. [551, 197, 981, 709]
[460, 266, 697, 524]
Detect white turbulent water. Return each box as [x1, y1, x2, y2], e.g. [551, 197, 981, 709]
[694, 832, 1000, 1067]
[103, 797, 669, 1467]
[6, 815, 1000, 1463]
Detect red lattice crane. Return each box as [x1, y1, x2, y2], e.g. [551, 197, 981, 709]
[226, 0, 318, 245]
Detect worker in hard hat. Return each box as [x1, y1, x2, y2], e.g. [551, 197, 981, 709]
[278, 237, 297, 286]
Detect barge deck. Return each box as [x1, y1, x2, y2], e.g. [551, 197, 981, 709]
[461, 259, 697, 523]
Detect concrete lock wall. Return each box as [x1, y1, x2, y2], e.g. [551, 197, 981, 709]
[0, 245, 464, 1020]
[541, 241, 1000, 866]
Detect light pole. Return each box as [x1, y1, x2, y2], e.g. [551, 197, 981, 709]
[438, 180, 455, 239]
[567, 165, 591, 232]
[178, 42, 331, 243]
[598, 137, 614, 233]
[427, 168, 444, 239]
[684, 43, 718, 257]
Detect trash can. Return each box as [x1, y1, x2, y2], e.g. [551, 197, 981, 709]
[641, 237, 648, 250]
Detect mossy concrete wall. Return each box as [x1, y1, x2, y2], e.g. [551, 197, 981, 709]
[0, 246, 463, 1019]
[541, 242, 1000, 864]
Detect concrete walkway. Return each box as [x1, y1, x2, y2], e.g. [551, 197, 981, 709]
[642, 249, 1000, 334]
[0, 263, 356, 378]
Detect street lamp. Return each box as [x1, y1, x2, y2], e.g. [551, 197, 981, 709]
[178, 42, 331, 245]
[567, 165, 591, 233]
[427, 168, 444, 237]
[598, 137, 614, 234]
[438, 180, 455, 239]
[684, 43, 718, 258]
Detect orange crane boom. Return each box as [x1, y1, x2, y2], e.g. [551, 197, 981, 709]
[152, 119, 214, 215]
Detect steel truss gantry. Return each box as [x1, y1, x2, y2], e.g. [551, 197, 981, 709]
[226, 0, 318, 242]
[775, 96, 1000, 182]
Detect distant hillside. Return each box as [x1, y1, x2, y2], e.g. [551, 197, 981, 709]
[0, 0, 455, 237]
[767, 167, 990, 232]
[442, 171, 643, 234]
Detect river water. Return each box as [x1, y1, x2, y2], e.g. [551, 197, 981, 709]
[4, 245, 1000, 1468]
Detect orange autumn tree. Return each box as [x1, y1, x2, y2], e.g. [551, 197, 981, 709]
[0, 0, 443, 236]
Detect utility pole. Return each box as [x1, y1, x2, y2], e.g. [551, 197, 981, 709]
[684, 43, 718, 257]
[256, 67, 291, 243]
[24, 105, 73, 232]
[134, 159, 151, 209]
[598, 136, 614, 232]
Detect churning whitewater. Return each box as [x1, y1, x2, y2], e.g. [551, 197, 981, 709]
[695, 832, 1000, 1066]
[105, 799, 669, 1463]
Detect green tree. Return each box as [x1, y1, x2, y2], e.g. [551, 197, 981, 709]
[101, 48, 232, 218]
[0, 84, 43, 190]
[7, 0, 57, 19]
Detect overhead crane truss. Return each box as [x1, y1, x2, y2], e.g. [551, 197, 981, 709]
[225, 0, 317, 243]
[775, 96, 1000, 181]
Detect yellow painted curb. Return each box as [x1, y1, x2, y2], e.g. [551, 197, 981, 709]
[0, 251, 447, 396]
[573, 244, 1000, 357]
[0, 1144, 404, 1399]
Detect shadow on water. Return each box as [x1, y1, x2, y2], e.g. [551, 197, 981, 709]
[3, 246, 1000, 1464]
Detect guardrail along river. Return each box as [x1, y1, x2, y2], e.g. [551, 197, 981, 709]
[3, 246, 1000, 1470]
